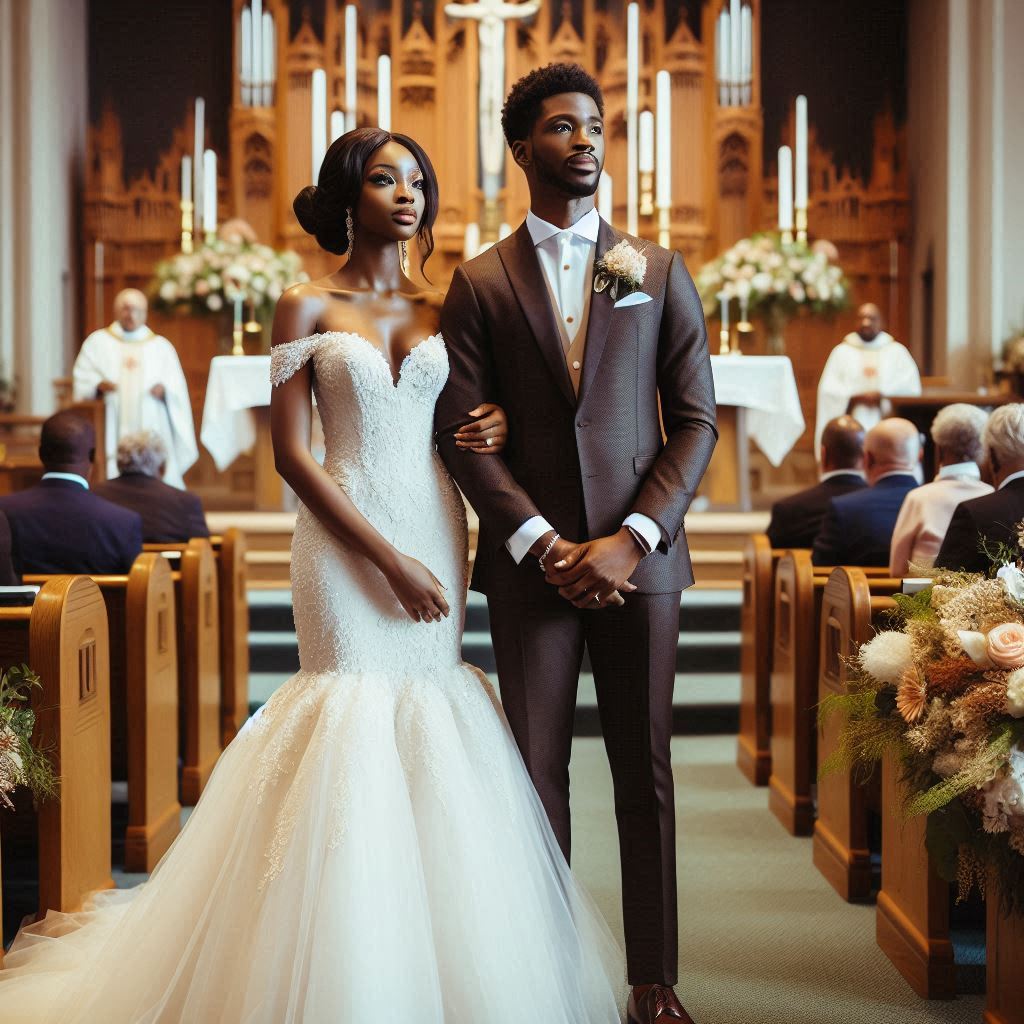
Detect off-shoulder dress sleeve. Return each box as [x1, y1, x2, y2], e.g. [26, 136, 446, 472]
[270, 335, 322, 387]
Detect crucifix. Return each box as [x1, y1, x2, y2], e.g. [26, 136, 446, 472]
[446, 0, 540, 230]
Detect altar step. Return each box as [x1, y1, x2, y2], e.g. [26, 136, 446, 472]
[209, 510, 771, 590]
[247, 587, 742, 736]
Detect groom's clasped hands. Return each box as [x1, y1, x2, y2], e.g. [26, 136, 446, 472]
[542, 529, 645, 609]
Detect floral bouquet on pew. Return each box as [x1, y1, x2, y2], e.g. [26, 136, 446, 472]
[0, 664, 59, 810]
[821, 551, 1024, 914]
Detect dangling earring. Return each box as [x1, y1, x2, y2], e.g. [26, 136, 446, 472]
[400, 240, 408, 273]
[345, 208, 355, 255]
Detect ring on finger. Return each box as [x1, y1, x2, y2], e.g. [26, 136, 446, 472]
[485, 437, 494, 447]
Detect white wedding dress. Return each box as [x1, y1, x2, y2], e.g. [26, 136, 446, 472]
[0, 331, 625, 1023]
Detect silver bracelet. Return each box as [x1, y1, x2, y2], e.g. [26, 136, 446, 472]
[538, 532, 561, 572]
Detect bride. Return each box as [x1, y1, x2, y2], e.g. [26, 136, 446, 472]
[0, 128, 624, 1022]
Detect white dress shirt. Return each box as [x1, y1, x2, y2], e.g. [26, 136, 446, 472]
[999, 469, 1024, 490]
[41, 471, 89, 490]
[888, 461, 992, 576]
[506, 208, 664, 564]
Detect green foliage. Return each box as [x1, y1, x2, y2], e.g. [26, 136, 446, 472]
[0, 663, 59, 807]
[890, 586, 936, 625]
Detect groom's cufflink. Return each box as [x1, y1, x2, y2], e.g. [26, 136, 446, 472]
[613, 291, 653, 309]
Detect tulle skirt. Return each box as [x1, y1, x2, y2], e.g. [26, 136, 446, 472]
[0, 665, 625, 1023]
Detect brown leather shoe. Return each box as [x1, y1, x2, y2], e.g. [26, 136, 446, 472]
[626, 985, 695, 1024]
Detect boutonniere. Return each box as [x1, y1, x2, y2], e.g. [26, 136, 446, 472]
[593, 239, 648, 301]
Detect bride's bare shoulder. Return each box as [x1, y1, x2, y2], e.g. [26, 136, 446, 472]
[272, 282, 331, 347]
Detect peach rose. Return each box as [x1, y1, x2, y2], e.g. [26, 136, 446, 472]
[986, 623, 1024, 669]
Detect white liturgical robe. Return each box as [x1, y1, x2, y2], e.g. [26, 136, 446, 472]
[72, 324, 199, 489]
[815, 331, 921, 454]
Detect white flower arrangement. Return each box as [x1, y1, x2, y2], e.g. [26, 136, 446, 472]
[150, 238, 308, 322]
[594, 240, 647, 301]
[694, 232, 849, 321]
[857, 629, 913, 686]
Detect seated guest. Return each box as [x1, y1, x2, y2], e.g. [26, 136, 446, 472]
[0, 410, 142, 575]
[889, 404, 993, 576]
[812, 417, 921, 567]
[935, 403, 1024, 574]
[94, 431, 209, 543]
[766, 415, 866, 550]
[0, 510, 18, 585]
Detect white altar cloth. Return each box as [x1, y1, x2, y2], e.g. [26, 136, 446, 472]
[710, 354, 805, 466]
[200, 355, 271, 470]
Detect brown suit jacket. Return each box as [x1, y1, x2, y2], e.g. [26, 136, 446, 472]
[435, 218, 717, 600]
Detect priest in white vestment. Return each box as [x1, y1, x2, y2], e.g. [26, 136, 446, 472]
[73, 289, 198, 489]
[815, 302, 921, 456]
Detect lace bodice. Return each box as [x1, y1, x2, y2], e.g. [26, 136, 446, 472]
[269, 331, 467, 675]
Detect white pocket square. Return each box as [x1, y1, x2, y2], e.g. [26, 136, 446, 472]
[613, 291, 653, 308]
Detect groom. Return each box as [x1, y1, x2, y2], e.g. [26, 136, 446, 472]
[436, 63, 716, 1024]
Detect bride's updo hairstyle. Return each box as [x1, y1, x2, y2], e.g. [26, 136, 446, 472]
[293, 127, 439, 266]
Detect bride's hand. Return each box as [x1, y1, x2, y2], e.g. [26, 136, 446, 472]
[382, 552, 450, 623]
[455, 403, 508, 455]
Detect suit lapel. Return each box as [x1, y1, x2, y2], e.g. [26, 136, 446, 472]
[576, 217, 618, 408]
[496, 224, 575, 407]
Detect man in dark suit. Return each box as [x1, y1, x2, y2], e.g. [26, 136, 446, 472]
[436, 64, 716, 1024]
[766, 415, 866, 549]
[0, 410, 142, 575]
[812, 417, 921, 567]
[935, 403, 1024, 573]
[94, 431, 209, 543]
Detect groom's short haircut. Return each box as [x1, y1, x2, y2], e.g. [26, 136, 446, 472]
[501, 63, 605, 146]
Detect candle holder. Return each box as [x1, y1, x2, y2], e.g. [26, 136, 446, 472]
[781, 229, 794, 246]
[719, 328, 731, 356]
[795, 206, 808, 245]
[204, 230, 217, 248]
[231, 322, 245, 357]
[736, 320, 754, 355]
[180, 200, 194, 254]
[657, 206, 671, 249]
[640, 172, 654, 217]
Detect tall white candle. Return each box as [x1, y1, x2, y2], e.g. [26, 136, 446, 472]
[181, 155, 192, 204]
[377, 54, 391, 131]
[94, 240, 104, 280]
[655, 70, 672, 209]
[598, 172, 613, 223]
[777, 146, 793, 231]
[240, 6, 252, 106]
[261, 11, 275, 106]
[740, 4, 752, 104]
[638, 111, 654, 174]
[193, 97, 205, 226]
[795, 94, 808, 209]
[311, 68, 327, 182]
[331, 109, 345, 142]
[251, 0, 262, 101]
[626, 2, 639, 236]
[344, 5, 358, 133]
[716, 9, 728, 106]
[717, 291, 729, 332]
[202, 148, 217, 236]
[463, 222, 480, 262]
[730, 0, 741, 106]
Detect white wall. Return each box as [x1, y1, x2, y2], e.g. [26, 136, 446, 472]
[908, 0, 1024, 384]
[0, 0, 87, 413]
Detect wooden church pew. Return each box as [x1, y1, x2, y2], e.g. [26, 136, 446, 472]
[986, 869, 1024, 1024]
[175, 538, 222, 805]
[875, 751, 955, 999]
[24, 554, 181, 872]
[737, 533, 778, 786]
[768, 553, 892, 836]
[0, 576, 113, 957]
[812, 567, 900, 901]
[145, 528, 249, 746]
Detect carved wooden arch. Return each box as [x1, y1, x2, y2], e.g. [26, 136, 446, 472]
[719, 131, 750, 197]
[242, 132, 273, 200]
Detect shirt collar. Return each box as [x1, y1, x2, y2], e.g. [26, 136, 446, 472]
[41, 471, 89, 490]
[874, 470, 917, 484]
[526, 207, 600, 247]
[999, 469, 1024, 490]
[937, 461, 981, 481]
[820, 469, 865, 483]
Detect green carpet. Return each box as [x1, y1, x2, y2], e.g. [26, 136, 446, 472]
[569, 735, 985, 1024]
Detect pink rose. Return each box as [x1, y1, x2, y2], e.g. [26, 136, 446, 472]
[986, 623, 1024, 669]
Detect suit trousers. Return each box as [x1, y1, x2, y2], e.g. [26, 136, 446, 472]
[486, 589, 681, 986]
